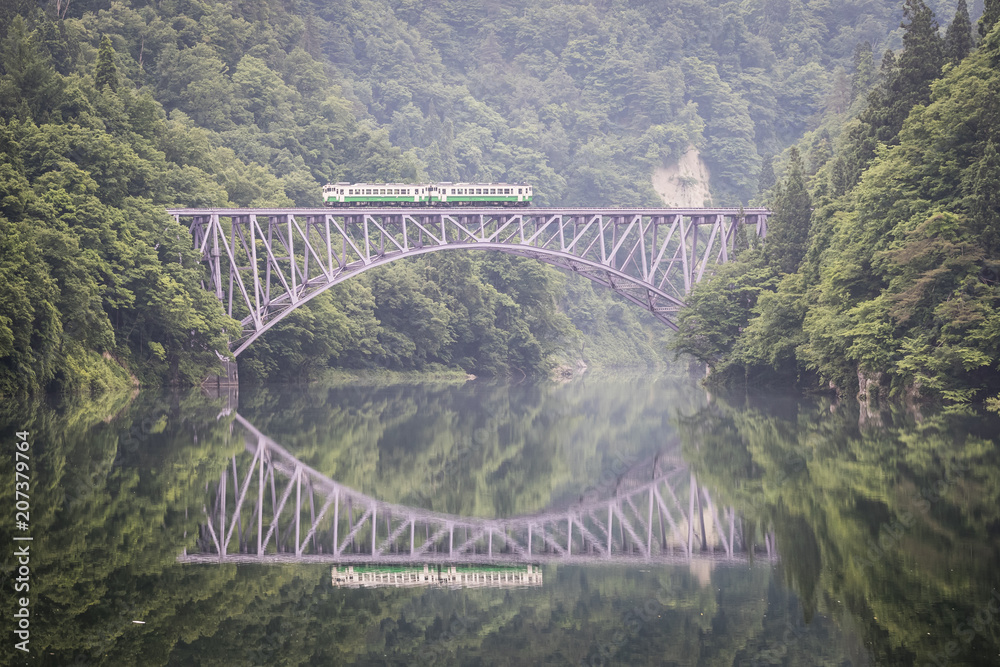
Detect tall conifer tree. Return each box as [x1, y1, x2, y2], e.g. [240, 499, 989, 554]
[980, 0, 1000, 38]
[758, 154, 775, 194]
[843, 3, 945, 190]
[884, 0, 944, 140]
[945, 0, 974, 64]
[0, 16, 62, 121]
[95, 35, 118, 92]
[765, 148, 812, 274]
[851, 42, 875, 102]
[972, 140, 1000, 253]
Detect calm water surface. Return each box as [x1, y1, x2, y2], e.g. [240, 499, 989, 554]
[2, 374, 999, 666]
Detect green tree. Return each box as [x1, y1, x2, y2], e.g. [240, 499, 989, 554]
[980, 0, 1000, 38]
[851, 42, 876, 103]
[0, 16, 63, 122]
[884, 0, 944, 139]
[944, 0, 974, 65]
[764, 148, 812, 274]
[971, 139, 1000, 253]
[95, 35, 119, 92]
[0, 215, 61, 395]
[758, 154, 775, 194]
[670, 250, 778, 372]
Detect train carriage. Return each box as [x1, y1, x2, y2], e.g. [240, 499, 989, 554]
[432, 182, 532, 206]
[323, 182, 430, 206]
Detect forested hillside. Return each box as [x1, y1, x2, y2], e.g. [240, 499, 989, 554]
[0, 0, 948, 392]
[673, 0, 1000, 408]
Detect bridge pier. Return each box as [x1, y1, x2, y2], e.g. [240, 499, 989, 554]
[202, 351, 239, 393]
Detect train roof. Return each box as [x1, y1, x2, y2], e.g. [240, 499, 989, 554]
[439, 182, 531, 187]
[324, 182, 531, 187]
[324, 183, 430, 188]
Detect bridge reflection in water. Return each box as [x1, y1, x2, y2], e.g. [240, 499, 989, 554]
[179, 413, 777, 572]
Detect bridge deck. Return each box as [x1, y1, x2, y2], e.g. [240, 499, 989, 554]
[169, 206, 771, 217]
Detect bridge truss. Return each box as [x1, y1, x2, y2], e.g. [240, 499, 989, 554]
[179, 414, 777, 567]
[169, 207, 769, 355]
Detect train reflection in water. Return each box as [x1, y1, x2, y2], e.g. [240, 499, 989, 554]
[331, 564, 543, 589]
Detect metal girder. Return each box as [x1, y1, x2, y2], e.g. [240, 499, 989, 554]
[181, 412, 778, 566]
[171, 207, 770, 356]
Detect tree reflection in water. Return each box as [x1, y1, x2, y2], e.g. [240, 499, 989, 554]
[1, 376, 996, 665]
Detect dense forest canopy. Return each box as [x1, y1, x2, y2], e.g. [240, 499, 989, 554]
[673, 0, 1000, 407]
[0, 0, 990, 392]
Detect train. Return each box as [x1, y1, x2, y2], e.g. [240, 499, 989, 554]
[322, 182, 533, 207]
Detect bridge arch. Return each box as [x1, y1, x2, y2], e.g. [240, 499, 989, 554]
[170, 207, 769, 356]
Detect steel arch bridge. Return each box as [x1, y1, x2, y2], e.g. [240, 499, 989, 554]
[169, 207, 770, 356]
[179, 413, 778, 567]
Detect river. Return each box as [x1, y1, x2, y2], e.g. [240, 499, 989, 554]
[2, 373, 998, 666]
